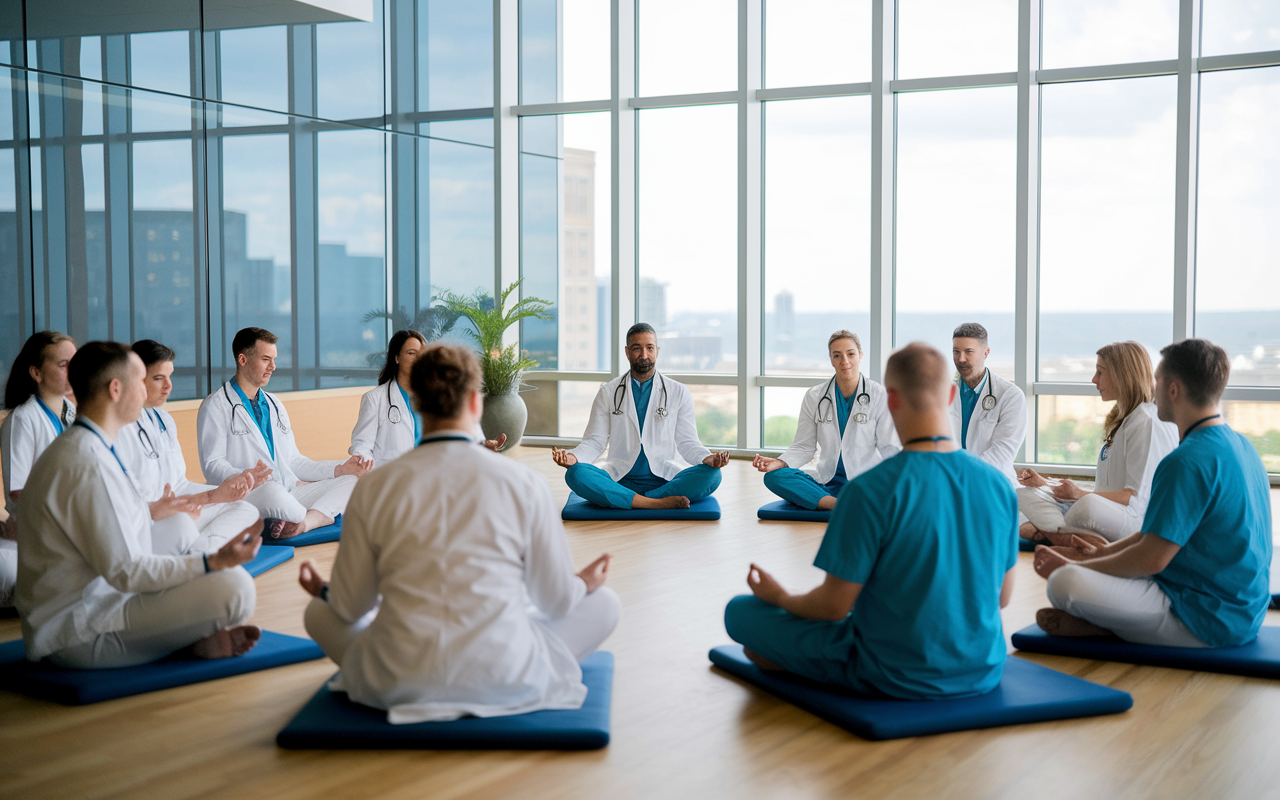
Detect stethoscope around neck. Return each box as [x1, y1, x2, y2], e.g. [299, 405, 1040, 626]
[816, 374, 871, 425]
[971, 368, 997, 412]
[386, 381, 406, 424]
[223, 383, 289, 436]
[613, 372, 669, 418]
[136, 408, 167, 460]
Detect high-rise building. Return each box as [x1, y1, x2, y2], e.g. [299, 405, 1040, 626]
[638, 276, 667, 329]
[559, 148, 598, 371]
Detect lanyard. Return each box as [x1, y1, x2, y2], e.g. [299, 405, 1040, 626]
[34, 396, 65, 435]
[1181, 414, 1221, 442]
[74, 420, 130, 478]
[147, 408, 168, 434]
[417, 434, 475, 447]
[905, 435, 952, 447]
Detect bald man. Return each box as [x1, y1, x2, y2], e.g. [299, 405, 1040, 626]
[723, 343, 1018, 699]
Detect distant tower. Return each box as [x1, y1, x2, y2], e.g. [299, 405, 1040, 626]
[638, 276, 668, 329]
[775, 289, 794, 355]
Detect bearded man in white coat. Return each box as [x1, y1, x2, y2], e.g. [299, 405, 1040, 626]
[950, 323, 1027, 486]
[300, 343, 620, 723]
[197, 327, 372, 540]
[16, 341, 263, 668]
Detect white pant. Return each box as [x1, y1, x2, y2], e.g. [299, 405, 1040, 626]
[1046, 564, 1206, 647]
[151, 501, 261, 556]
[304, 586, 622, 667]
[0, 538, 16, 607]
[245, 476, 357, 524]
[1018, 486, 1141, 543]
[48, 567, 257, 668]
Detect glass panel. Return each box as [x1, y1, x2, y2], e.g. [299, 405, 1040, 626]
[638, 104, 737, 373]
[0, 70, 24, 370]
[1201, 1, 1280, 57]
[691, 385, 738, 447]
[130, 32, 193, 97]
[1223, 402, 1280, 473]
[524, 379, 604, 438]
[0, 4, 23, 68]
[420, 121, 495, 305]
[1040, 77, 1177, 382]
[422, 0, 493, 111]
[316, 2, 383, 121]
[1036, 395, 1109, 466]
[217, 26, 289, 113]
[523, 0, 612, 105]
[639, 0, 736, 96]
[897, 0, 1017, 79]
[764, 96, 871, 375]
[763, 386, 814, 449]
[1196, 67, 1280, 387]
[897, 86, 1017, 380]
[765, 0, 871, 88]
[1042, 0, 1179, 69]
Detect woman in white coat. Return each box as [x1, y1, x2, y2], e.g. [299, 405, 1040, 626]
[348, 330, 506, 467]
[1, 332, 76, 607]
[1017, 341, 1177, 546]
[752, 331, 901, 510]
[301, 343, 619, 723]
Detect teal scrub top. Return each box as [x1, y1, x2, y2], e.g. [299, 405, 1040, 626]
[396, 382, 421, 443]
[623, 376, 655, 481]
[231, 381, 275, 459]
[814, 450, 1019, 699]
[1145, 425, 1272, 647]
[833, 386, 855, 480]
[959, 373, 986, 449]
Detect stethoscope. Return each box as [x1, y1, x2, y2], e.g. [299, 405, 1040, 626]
[816, 375, 871, 425]
[223, 383, 289, 436]
[75, 419, 144, 499]
[612, 372, 669, 418]
[386, 381, 403, 424]
[135, 409, 168, 460]
[966, 369, 997, 412]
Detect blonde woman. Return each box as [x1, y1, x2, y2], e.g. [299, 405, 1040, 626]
[1017, 341, 1177, 546]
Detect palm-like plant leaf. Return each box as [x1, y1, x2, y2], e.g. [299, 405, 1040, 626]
[439, 280, 554, 395]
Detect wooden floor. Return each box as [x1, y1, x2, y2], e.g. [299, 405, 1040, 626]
[3, 449, 1280, 800]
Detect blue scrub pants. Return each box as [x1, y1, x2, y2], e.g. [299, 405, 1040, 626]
[565, 462, 722, 510]
[724, 595, 859, 689]
[762, 468, 846, 510]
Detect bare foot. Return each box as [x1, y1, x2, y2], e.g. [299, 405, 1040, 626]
[744, 648, 787, 672]
[272, 519, 301, 539]
[191, 625, 261, 659]
[1037, 608, 1113, 638]
[632, 495, 691, 510]
[816, 495, 837, 511]
[1019, 521, 1039, 539]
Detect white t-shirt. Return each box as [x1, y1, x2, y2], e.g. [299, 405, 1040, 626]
[1095, 401, 1178, 519]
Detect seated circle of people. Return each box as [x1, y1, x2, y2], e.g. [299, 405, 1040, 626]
[15, 341, 264, 668]
[1017, 341, 1177, 548]
[724, 342, 1018, 699]
[950, 323, 1027, 485]
[1, 332, 78, 608]
[197, 327, 372, 540]
[751, 330, 902, 511]
[114, 340, 265, 558]
[349, 329, 506, 466]
[299, 343, 620, 722]
[550, 323, 730, 510]
[1033, 338, 1272, 648]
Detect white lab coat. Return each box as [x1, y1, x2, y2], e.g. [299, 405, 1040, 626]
[568, 372, 712, 481]
[197, 381, 344, 489]
[2, 394, 75, 519]
[1093, 402, 1178, 521]
[349, 381, 488, 465]
[15, 421, 205, 660]
[778, 376, 902, 483]
[119, 408, 218, 502]
[949, 371, 1027, 486]
[324, 434, 590, 722]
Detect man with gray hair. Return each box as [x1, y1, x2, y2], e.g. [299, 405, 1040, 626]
[950, 322, 1026, 486]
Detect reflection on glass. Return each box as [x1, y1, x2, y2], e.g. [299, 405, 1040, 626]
[129, 32, 193, 97]
[1040, 77, 1176, 381]
[218, 26, 288, 112]
[129, 86, 197, 135]
[691, 385, 738, 447]
[316, 3, 383, 120]
[1201, 1, 1280, 57]
[764, 97, 870, 376]
[0, 72, 20, 369]
[766, 0, 870, 87]
[1036, 395, 1109, 465]
[763, 386, 814, 449]
[1196, 67, 1280, 387]
[1223, 402, 1280, 472]
[897, 86, 1016, 379]
[422, 1, 493, 110]
[1042, 0, 1178, 69]
[639, 0, 736, 96]
[897, 0, 1017, 79]
[638, 104, 737, 373]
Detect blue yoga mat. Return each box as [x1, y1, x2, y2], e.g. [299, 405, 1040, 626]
[261, 515, 342, 547]
[561, 492, 721, 521]
[1011, 623, 1280, 679]
[709, 644, 1131, 740]
[277, 651, 614, 750]
[1019, 538, 1037, 553]
[757, 501, 830, 523]
[0, 631, 324, 705]
[244, 546, 294, 577]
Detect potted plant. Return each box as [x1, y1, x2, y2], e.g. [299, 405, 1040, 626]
[440, 280, 553, 450]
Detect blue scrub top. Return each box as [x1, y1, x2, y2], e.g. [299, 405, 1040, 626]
[34, 396, 66, 435]
[832, 385, 855, 480]
[814, 450, 1018, 699]
[1145, 425, 1272, 647]
[396, 382, 421, 443]
[959, 373, 986, 449]
[231, 381, 276, 460]
[623, 376, 655, 481]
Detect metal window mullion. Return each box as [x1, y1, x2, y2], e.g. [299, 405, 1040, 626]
[1015, 0, 1040, 463]
[288, 25, 319, 392]
[388, 0, 418, 320]
[611, 0, 637, 376]
[494, 0, 520, 346]
[868, 0, 894, 380]
[1172, 0, 1201, 343]
[738, 0, 762, 449]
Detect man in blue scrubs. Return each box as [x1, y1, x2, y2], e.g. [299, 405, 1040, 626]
[724, 343, 1018, 699]
[1034, 338, 1271, 648]
[551, 323, 729, 510]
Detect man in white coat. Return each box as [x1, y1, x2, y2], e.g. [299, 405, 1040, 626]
[116, 339, 264, 556]
[197, 327, 372, 540]
[550, 323, 730, 510]
[16, 341, 262, 668]
[950, 323, 1027, 486]
[299, 343, 619, 723]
